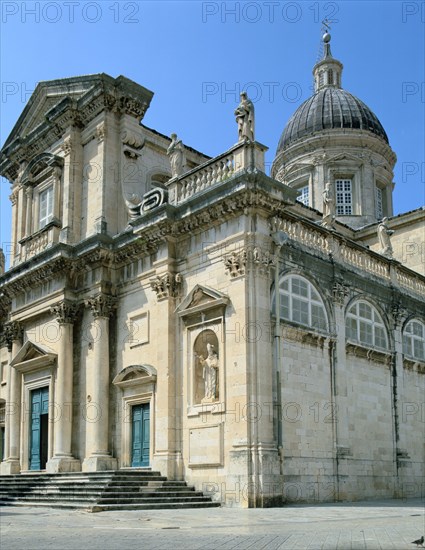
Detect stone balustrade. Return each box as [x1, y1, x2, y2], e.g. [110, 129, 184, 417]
[277, 217, 424, 298]
[168, 141, 267, 205]
[20, 225, 60, 262]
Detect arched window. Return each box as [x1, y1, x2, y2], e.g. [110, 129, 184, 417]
[278, 275, 328, 331]
[346, 301, 388, 349]
[403, 319, 425, 361]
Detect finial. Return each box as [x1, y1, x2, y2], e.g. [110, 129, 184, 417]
[321, 20, 333, 58]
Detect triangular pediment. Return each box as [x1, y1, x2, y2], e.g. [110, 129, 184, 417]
[176, 285, 229, 317]
[327, 152, 363, 165]
[10, 340, 57, 368]
[3, 76, 101, 149]
[2, 73, 154, 151]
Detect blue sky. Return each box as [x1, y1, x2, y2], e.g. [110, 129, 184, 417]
[1, 1, 424, 256]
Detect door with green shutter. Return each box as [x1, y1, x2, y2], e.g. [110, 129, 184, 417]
[29, 387, 49, 470]
[131, 403, 150, 467]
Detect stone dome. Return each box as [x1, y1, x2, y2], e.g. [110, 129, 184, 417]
[276, 87, 389, 153]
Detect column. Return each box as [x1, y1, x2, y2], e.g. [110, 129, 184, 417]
[1, 321, 23, 474]
[82, 294, 117, 471]
[46, 301, 81, 473]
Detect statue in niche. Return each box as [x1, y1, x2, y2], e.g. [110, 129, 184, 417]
[377, 217, 394, 258]
[167, 133, 185, 177]
[321, 182, 335, 229]
[198, 342, 219, 401]
[234, 91, 255, 142]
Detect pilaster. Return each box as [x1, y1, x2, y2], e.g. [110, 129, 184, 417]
[1, 321, 23, 474]
[150, 264, 182, 478]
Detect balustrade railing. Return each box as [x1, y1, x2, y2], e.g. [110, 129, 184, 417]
[168, 141, 266, 205]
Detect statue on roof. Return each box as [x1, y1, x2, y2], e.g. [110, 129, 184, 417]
[167, 133, 185, 178]
[377, 217, 394, 258]
[235, 91, 255, 142]
[321, 182, 336, 229]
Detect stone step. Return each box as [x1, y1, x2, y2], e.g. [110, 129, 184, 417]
[0, 490, 204, 501]
[0, 469, 219, 511]
[0, 500, 221, 511]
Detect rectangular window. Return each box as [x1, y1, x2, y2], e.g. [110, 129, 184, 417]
[297, 185, 309, 206]
[39, 186, 53, 229]
[335, 179, 352, 215]
[375, 186, 383, 219]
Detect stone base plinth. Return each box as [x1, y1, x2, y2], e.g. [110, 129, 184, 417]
[46, 456, 81, 473]
[1, 459, 21, 474]
[152, 451, 183, 479]
[82, 455, 118, 472]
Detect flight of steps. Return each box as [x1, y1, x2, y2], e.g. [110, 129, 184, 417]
[0, 469, 220, 511]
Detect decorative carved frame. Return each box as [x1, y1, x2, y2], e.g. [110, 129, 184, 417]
[112, 364, 157, 468]
[177, 285, 229, 417]
[10, 340, 58, 471]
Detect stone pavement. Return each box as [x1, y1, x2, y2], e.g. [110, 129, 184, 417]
[0, 498, 424, 550]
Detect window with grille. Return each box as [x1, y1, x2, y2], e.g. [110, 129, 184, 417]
[375, 186, 383, 219]
[403, 320, 425, 361]
[277, 275, 328, 332]
[297, 185, 309, 206]
[335, 179, 352, 215]
[346, 301, 388, 349]
[39, 186, 53, 229]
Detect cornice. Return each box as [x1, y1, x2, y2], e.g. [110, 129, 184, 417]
[1, 177, 424, 309]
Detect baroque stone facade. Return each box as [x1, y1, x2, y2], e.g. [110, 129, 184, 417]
[0, 35, 423, 506]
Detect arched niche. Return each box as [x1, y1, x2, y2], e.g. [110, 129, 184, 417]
[193, 329, 219, 404]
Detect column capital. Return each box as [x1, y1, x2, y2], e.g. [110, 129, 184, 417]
[150, 272, 182, 300]
[332, 281, 349, 306]
[4, 321, 23, 351]
[9, 188, 18, 205]
[85, 293, 117, 319]
[50, 300, 78, 325]
[388, 302, 408, 329]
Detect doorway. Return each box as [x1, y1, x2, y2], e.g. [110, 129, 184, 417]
[29, 387, 49, 470]
[131, 403, 150, 467]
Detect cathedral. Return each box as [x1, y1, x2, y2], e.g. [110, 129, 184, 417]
[0, 31, 423, 507]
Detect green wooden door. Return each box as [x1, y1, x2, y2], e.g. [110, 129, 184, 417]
[29, 387, 49, 470]
[131, 403, 150, 467]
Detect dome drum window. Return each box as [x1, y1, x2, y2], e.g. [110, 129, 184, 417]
[297, 185, 309, 206]
[336, 179, 352, 215]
